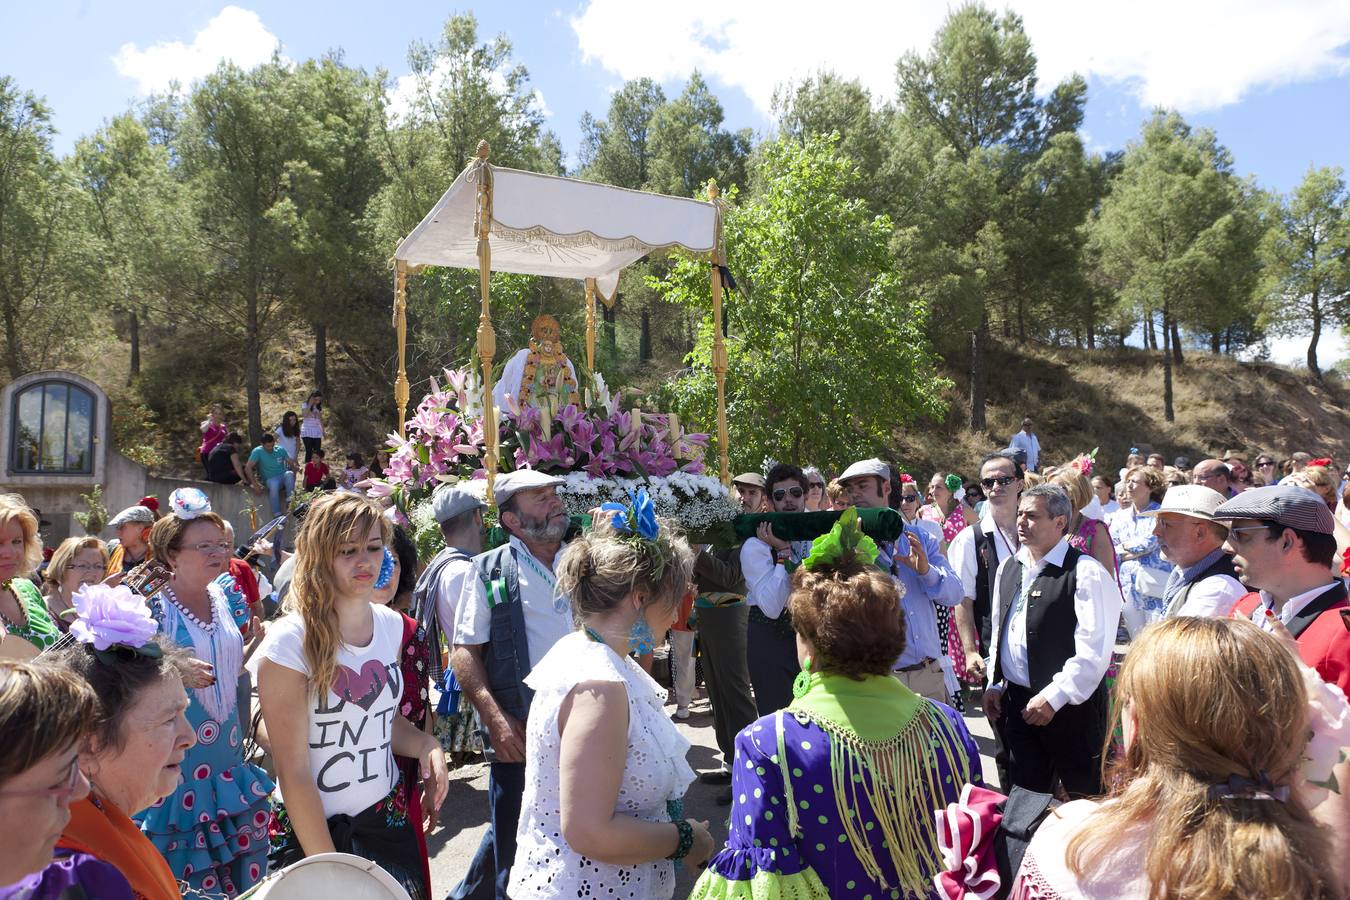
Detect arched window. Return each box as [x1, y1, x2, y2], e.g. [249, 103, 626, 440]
[9, 380, 96, 475]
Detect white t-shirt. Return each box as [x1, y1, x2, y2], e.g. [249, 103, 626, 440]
[453, 537, 573, 670]
[433, 554, 475, 645]
[250, 603, 405, 818]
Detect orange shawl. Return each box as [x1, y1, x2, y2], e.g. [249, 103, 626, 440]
[55, 794, 180, 900]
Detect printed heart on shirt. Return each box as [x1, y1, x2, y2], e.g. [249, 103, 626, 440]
[330, 659, 388, 711]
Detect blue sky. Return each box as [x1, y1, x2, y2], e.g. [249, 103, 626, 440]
[5, 0, 1350, 361]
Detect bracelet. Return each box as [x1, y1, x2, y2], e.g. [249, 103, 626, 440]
[667, 819, 694, 861]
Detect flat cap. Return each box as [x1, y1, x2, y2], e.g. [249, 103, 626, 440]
[494, 469, 563, 507]
[431, 483, 485, 523]
[838, 458, 891, 483]
[109, 505, 155, 528]
[1212, 484, 1334, 535]
[731, 472, 767, 489]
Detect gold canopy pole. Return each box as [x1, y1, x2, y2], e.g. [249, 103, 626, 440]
[472, 141, 499, 506]
[708, 181, 730, 487]
[393, 261, 410, 435]
[584, 277, 598, 375]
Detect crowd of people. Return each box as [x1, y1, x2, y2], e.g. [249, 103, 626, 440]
[3, 425, 1350, 899]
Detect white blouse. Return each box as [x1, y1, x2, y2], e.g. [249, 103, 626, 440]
[509, 631, 695, 899]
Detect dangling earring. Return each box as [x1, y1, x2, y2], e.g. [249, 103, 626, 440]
[793, 655, 813, 699]
[627, 614, 655, 656]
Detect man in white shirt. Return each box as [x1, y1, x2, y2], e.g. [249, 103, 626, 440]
[1144, 484, 1245, 619]
[411, 484, 486, 686]
[1008, 417, 1041, 473]
[740, 462, 812, 715]
[983, 484, 1123, 797]
[450, 470, 573, 900]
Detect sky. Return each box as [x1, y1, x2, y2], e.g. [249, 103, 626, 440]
[4, 0, 1349, 364]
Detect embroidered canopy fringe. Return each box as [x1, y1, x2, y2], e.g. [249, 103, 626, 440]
[779, 705, 972, 896]
[491, 222, 667, 255]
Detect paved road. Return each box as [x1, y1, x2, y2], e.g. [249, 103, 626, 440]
[425, 691, 999, 898]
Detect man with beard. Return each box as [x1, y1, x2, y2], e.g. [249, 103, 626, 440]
[450, 470, 573, 899]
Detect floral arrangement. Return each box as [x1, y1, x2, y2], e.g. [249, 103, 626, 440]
[382, 366, 738, 537]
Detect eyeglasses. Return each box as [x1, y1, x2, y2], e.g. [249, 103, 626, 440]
[981, 475, 1017, 489]
[1227, 524, 1276, 544]
[1257, 461, 1276, 468]
[772, 487, 804, 501]
[187, 541, 233, 555]
[807, 482, 825, 490]
[900, 494, 920, 503]
[1193, 472, 1224, 482]
[0, 756, 83, 801]
[67, 563, 104, 573]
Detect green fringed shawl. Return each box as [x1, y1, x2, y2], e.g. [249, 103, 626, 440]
[781, 672, 973, 895]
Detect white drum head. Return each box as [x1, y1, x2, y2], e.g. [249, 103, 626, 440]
[238, 852, 412, 900]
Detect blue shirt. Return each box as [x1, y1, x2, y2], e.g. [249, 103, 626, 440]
[879, 521, 963, 667]
[248, 444, 290, 481]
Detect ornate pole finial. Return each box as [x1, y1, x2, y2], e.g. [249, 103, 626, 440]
[707, 179, 719, 201]
[476, 139, 490, 160]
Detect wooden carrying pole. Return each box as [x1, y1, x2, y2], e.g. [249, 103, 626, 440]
[393, 261, 410, 434]
[584, 277, 598, 375]
[708, 181, 730, 486]
[472, 141, 499, 505]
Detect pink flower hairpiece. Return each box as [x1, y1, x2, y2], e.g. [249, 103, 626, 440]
[68, 583, 161, 662]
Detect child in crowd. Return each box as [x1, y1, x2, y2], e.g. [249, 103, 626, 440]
[303, 448, 331, 491]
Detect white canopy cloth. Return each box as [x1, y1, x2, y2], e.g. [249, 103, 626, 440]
[393, 165, 718, 293]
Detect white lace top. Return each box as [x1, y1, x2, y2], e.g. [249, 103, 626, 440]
[509, 631, 695, 899]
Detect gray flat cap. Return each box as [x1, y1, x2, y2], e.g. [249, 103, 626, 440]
[1212, 484, 1334, 535]
[732, 472, 767, 489]
[109, 505, 155, 528]
[431, 483, 485, 523]
[838, 458, 891, 483]
[494, 469, 563, 507]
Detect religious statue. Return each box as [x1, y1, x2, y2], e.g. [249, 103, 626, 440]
[492, 314, 579, 420]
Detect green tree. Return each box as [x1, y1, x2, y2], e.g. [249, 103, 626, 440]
[890, 3, 1091, 430]
[1262, 166, 1350, 376]
[652, 135, 948, 470]
[644, 72, 750, 198]
[1088, 111, 1247, 420]
[578, 78, 665, 188]
[773, 72, 891, 209]
[0, 77, 93, 378]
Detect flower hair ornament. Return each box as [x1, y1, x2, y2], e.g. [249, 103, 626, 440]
[68, 583, 161, 664]
[1310, 457, 1334, 468]
[801, 507, 880, 571]
[943, 473, 965, 503]
[1070, 448, 1099, 478]
[169, 487, 212, 519]
[899, 474, 916, 486]
[598, 488, 668, 579]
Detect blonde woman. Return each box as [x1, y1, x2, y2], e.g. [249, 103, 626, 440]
[1050, 462, 1118, 579]
[252, 492, 446, 900]
[42, 537, 108, 633]
[0, 494, 59, 657]
[1012, 616, 1340, 899]
[1286, 464, 1350, 564]
[510, 491, 711, 898]
[1108, 466, 1172, 638]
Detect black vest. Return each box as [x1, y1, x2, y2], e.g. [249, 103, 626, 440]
[972, 526, 998, 650]
[995, 546, 1105, 703]
[1164, 552, 1239, 618]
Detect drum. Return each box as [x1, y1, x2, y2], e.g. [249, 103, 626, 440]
[237, 853, 411, 900]
[0, 631, 40, 660]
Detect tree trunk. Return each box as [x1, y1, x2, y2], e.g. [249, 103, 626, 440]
[1086, 317, 1096, 350]
[1017, 295, 1026, 343]
[1210, 330, 1221, 354]
[1144, 311, 1156, 349]
[1161, 302, 1174, 422]
[128, 309, 141, 383]
[2, 300, 22, 380]
[1308, 289, 1323, 377]
[639, 305, 651, 363]
[313, 322, 328, 396]
[246, 294, 263, 445]
[1170, 318, 1184, 366]
[603, 299, 618, 364]
[969, 312, 988, 431]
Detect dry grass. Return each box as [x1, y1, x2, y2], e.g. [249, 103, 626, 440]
[892, 341, 1350, 481]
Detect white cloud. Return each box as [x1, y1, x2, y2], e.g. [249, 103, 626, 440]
[113, 5, 282, 94]
[570, 0, 1350, 117]
[386, 57, 550, 125]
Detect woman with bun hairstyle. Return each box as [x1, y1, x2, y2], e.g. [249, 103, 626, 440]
[251, 492, 446, 900]
[509, 490, 712, 898]
[1012, 616, 1342, 898]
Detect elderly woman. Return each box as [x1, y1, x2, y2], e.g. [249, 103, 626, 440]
[508, 491, 710, 898]
[693, 509, 983, 898]
[1109, 466, 1173, 638]
[0, 494, 60, 657]
[37, 588, 197, 900]
[0, 660, 101, 894]
[41, 538, 108, 634]
[136, 488, 273, 897]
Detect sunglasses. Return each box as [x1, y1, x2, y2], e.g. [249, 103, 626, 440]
[900, 494, 920, 503]
[772, 487, 804, 501]
[981, 475, 1017, 489]
[1257, 461, 1276, 468]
